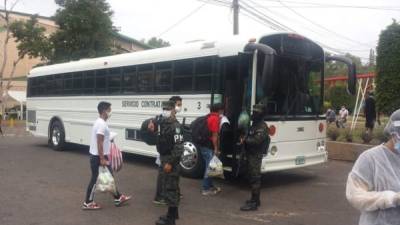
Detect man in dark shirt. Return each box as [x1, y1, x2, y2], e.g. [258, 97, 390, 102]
[364, 92, 377, 134]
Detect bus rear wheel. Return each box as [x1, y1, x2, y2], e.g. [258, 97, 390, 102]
[179, 142, 204, 178]
[49, 120, 66, 151]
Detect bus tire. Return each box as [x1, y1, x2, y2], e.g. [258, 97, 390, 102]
[49, 120, 66, 151]
[179, 142, 205, 178]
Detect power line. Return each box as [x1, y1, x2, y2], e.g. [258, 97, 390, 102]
[157, 3, 207, 38]
[253, 0, 400, 11]
[272, 0, 372, 48]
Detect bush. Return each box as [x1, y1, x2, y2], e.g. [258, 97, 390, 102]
[373, 127, 389, 143]
[376, 20, 400, 115]
[327, 127, 340, 141]
[343, 129, 353, 142]
[361, 132, 373, 144]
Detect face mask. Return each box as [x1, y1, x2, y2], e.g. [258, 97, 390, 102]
[162, 110, 172, 118]
[175, 106, 182, 113]
[393, 134, 400, 154]
[106, 111, 112, 119]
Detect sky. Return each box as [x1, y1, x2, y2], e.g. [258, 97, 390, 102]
[10, 0, 400, 63]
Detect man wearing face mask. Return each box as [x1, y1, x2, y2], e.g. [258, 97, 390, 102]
[240, 103, 270, 211]
[155, 100, 184, 225]
[154, 96, 183, 205]
[346, 109, 400, 225]
[82, 101, 131, 210]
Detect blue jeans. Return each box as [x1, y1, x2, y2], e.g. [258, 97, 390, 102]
[200, 146, 214, 191]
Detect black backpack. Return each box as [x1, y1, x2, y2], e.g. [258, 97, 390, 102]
[190, 115, 210, 145]
[140, 116, 162, 146]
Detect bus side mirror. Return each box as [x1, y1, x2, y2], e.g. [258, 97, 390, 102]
[261, 54, 275, 96]
[244, 43, 276, 96]
[325, 55, 357, 95]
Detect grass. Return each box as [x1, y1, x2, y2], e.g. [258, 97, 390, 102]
[328, 116, 388, 145]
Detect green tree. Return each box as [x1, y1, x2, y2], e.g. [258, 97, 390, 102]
[50, 0, 115, 63]
[376, 20, 400, 114]
[325, 84, 356, 112]
[143, 37, 170, 48]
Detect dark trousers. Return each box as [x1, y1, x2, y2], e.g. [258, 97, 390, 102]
[246, 153, 263, 199]
[155, 165, 165, 200]
[160, 156, 180, 207]
[85, 155, 121, 203]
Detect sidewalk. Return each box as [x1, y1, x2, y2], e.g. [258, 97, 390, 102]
[0, 120, 31, 137]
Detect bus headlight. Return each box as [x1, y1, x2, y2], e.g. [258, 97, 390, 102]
[269, 146, 278, 156]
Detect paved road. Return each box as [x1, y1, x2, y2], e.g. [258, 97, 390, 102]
[0, 136, 359, 225]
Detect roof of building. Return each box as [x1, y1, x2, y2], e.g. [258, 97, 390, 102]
[113, 32, 152, 49]
[0, 9, 53, 21]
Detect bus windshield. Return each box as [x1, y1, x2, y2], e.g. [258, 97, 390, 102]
[256, 34, 324, 118]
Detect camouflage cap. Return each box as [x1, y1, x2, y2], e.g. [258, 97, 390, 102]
[253, 104, 266, 113]
[162, 100, 175, 110]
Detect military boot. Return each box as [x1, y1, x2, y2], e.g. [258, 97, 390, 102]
[240, 200, 258, 211]
[156, 207, 177, 225]
[160, 208, 179, 220]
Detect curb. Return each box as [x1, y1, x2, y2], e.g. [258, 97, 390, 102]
[327, 141, 374, 162]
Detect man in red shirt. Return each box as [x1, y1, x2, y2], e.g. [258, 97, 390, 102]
[200, 103, 224, 196]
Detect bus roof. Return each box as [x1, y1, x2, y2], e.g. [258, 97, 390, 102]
[28, 32, 317, 77]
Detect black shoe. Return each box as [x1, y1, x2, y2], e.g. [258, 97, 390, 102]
[246, 199, 260, 207]
[155, 216, 175, 225]
[240, 200, 258, 211]
[159, 210, 179, 220]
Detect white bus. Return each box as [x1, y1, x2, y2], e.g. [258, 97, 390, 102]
[26, 32, 356, 178]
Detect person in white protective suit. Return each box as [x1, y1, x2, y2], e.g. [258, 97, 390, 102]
[346, 109, 400, 225]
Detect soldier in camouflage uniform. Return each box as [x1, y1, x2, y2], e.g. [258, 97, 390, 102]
[240, 104, 270, 211]
[156, 100, 184, 225]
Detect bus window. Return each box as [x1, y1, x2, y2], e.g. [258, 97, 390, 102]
[155, 62, 172, 92]
[122, 66, 137, 94]
[108, 68, 122, 94]
[138, 64, 154, 92]
[54, 74, 63, 95]
[46, 75, 56, 95]
[194, 57, 213, 92]
[173, 59, 194, 92]
[72, 72, 83, 95]
[64, 73, 73, 95]
[95, 69, 107, 94]
[83, 70, 95, 94]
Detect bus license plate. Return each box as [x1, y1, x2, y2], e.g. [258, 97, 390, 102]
[295, 156, 306, 165]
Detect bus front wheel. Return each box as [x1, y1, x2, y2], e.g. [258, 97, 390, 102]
[49, 120, 66, 151]
[179, 142, 205, 178]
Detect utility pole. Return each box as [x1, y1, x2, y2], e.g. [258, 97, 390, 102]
[233, 0, 239, 35]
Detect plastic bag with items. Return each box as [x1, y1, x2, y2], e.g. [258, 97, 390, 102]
[207, 155, 224, 179]
[96, 166, 116, 193]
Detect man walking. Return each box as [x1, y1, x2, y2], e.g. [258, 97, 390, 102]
[199, 103, 224, 196]
[82, 101, 131, 210]
[155, 100, 184, 225]
[154, 96, 183, 205]
[240, 104, 270, 211]
[338, 105, 349, 128]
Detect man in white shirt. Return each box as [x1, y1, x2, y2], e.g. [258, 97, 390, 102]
[338, 105, 349, 128]
[82, 101, 131, 210]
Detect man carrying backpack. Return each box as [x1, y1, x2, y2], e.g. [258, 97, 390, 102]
[194, 103, 224, 196]
[155, 100, 184, 225]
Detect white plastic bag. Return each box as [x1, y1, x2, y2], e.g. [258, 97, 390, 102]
[155, 154, 161, 167]
[96, 166, 116, 193]
[207, 155, 224, 179]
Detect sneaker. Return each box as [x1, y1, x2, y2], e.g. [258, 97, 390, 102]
[202, 188, 220, 196]
[153, 198, 167, 205]
[82, 201, 101, 210]
[210, 186, 221, 193]
[114, 194, 132, 207]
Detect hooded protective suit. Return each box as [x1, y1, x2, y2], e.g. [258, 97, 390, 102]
[346, 109, 400, 225]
